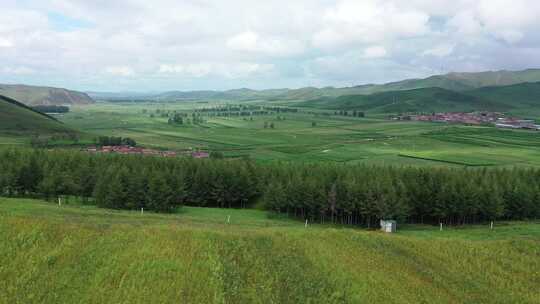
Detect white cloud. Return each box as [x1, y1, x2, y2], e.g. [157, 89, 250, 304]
[104, 66, 135, 77]
[423, 44, 455, 57]
[495, 30, 524, 44]
[313, 0, 430, 48]
[159, 62, 274, 79]
[447, 11, 483, 37]
[363, 46, 388, 58]
[0, 0, 539, 91]
[1, 66, 35, 75]
[227, 31, 305, 57]
[227, 32, 259, 52]
[0, 38, 14, 48]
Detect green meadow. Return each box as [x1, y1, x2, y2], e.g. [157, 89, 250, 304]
[1, 197, 539, 304]
[59, 102, 540, 166]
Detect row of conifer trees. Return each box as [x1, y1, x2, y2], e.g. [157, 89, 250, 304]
[0, 148, 539, 225]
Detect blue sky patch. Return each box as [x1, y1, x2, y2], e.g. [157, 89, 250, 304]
[47, 12, 93, 31]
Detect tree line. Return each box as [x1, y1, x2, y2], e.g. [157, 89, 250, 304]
[0, 148, 539, 225]
[32, 105, 70, 114]
[96, 136, 137, 147]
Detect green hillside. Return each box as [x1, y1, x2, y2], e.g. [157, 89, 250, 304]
[371, 69, 540, 95]
[296, 87, 505, 113]
[468, 82, 540, 108]
[446, 69, 540, 88]
[0, 95, 72, 135]
[1, 198, 538, 304]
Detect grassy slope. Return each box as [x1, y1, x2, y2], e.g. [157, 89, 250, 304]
[296, 82, 540, 115]
[467, 82, 540, 109]
[0, 95, 72, 135]
[1, 197, 539, 304]
[446, 69, 540, 88]
[296, 87, 507, 113]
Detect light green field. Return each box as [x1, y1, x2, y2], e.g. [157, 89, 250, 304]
[59, 102, 540, 166]
[1, 197, 539, 304]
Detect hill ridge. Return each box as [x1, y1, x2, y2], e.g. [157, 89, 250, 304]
[87, 68, 540, 102]
[0, 83, 95, 106]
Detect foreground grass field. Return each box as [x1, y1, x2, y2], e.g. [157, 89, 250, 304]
[58, 102, 540, 166]
[1, 198, 539, 303]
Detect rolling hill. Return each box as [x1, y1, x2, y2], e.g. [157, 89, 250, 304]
[296, 81, 540, 114]
[102, 68, 540, 102]
[0, 95, 73, 135]
[351, 68, 540, 96]
[467, 82, 540, 108]
[0, 84, 95, 106]
[445, 69, 540, 88]
[296, 87, 507, 114]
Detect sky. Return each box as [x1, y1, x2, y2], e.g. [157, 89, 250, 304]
[1, 0, 540, 92]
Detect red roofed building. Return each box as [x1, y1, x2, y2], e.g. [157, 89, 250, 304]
[192, 152, 210, 159]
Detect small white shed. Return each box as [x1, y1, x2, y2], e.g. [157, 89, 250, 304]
[380, 220, 397, 233]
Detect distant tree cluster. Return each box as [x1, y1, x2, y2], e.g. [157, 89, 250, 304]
[262, 106, 299, 113]
[191, 105, 272, 118]
[29, 133, 80, 148]
[1, 149, 539, 224]
[96, 136, 137, 147]
[31, 105, 70, 114]
[197, 105, 260, 113]
[263, 122, 275, 129]
[168, 113, 185, 125]
[334, 110, 365, 117]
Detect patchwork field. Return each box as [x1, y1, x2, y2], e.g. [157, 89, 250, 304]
[58, 102, 540, 166]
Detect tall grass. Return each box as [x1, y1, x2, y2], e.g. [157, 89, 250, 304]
[1, 198, 539, 303]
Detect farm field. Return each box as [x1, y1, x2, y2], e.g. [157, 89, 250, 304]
[1, 197, 539, 304]
[59, 102, 540, 166]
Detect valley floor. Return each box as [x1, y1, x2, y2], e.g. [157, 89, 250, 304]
[1, 198, 539, 303]
[58, 102, 540, 167]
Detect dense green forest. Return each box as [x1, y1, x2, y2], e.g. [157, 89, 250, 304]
[1, 149, 539, 226]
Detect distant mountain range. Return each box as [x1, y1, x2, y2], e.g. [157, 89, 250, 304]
[87, 68, 540, 102]
[0, 84, 95, 106]
[3, 68, 539, 116]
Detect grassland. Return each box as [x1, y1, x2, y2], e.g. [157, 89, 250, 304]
[57, 101, 540, 167]
[1, 197, 539, 303]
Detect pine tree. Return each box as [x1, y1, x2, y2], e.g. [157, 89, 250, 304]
[147, 172, 174, 213]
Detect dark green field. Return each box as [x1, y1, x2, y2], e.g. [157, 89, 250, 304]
[55, 102, 540, 166]
[1, 198, 539, 304]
